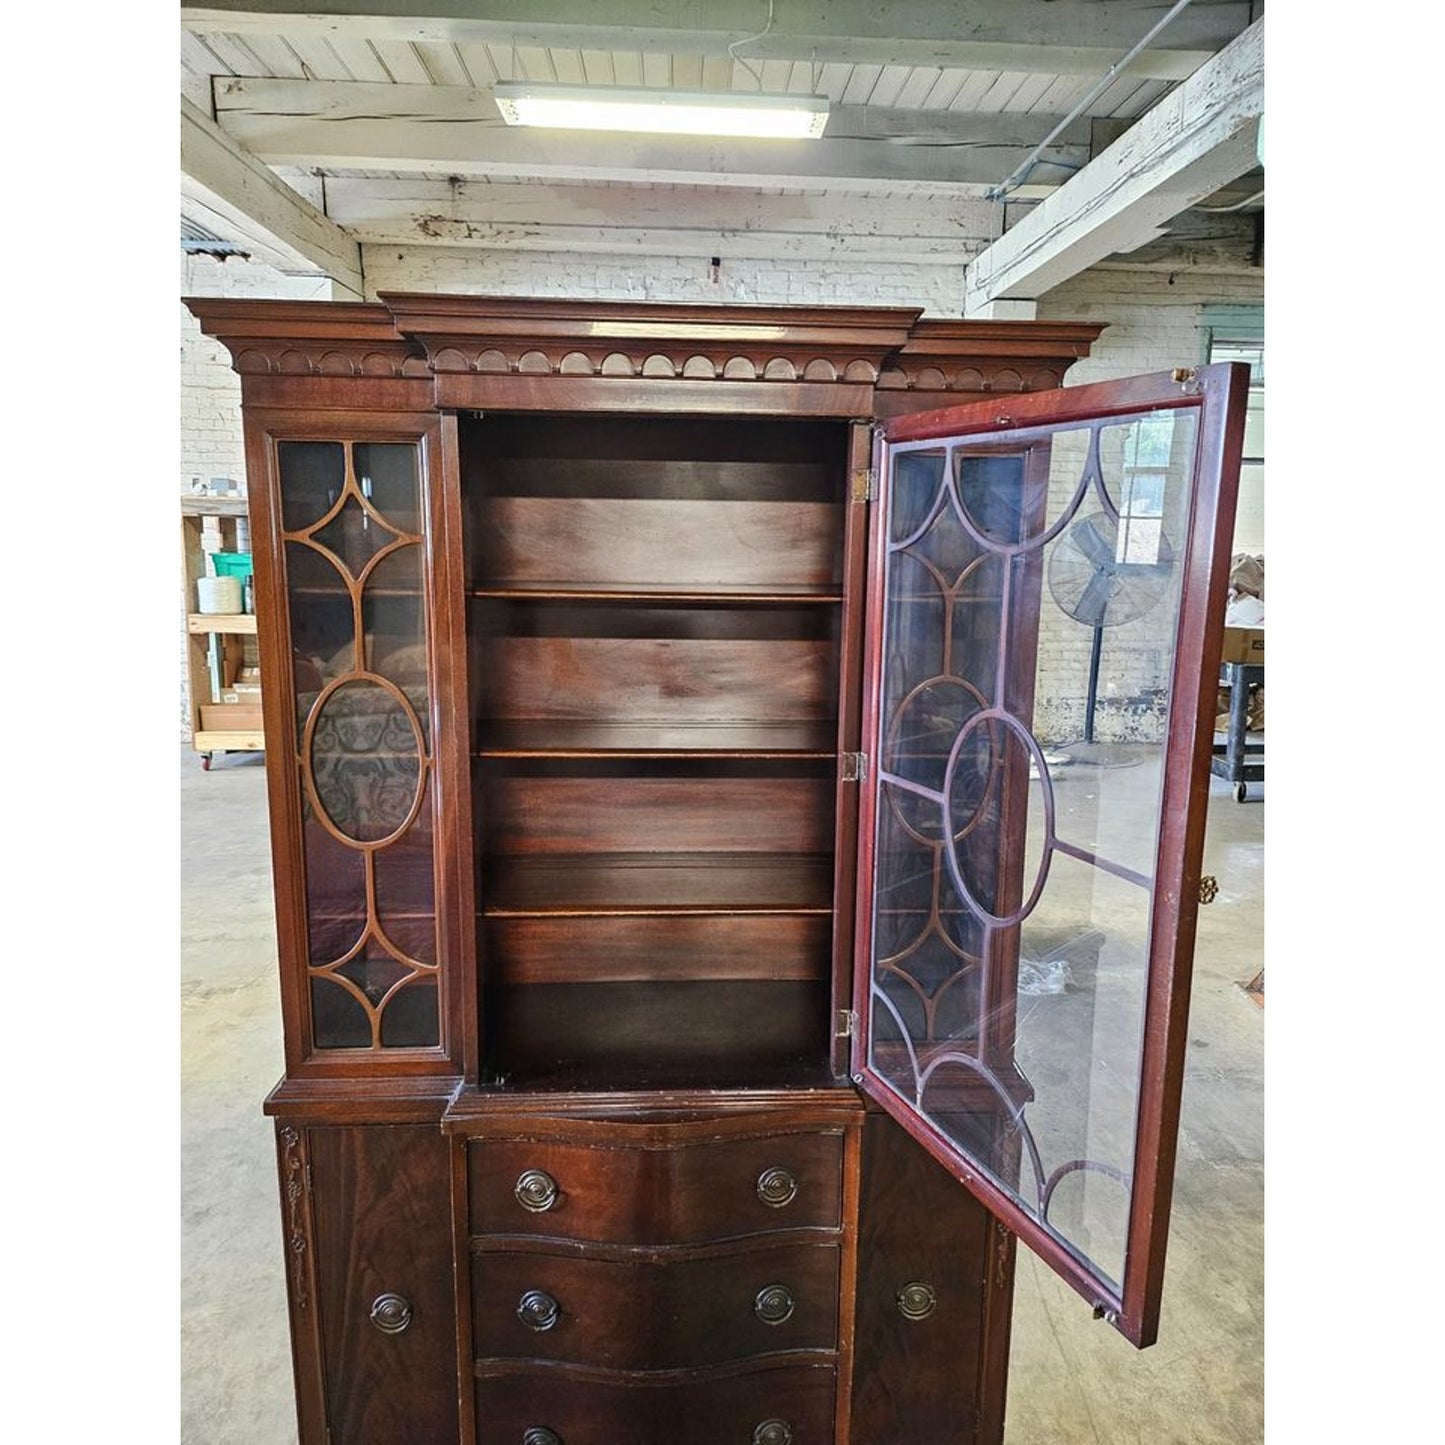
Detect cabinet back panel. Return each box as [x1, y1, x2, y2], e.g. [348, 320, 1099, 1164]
[474, 497, 843, 590]
[483, 914, 831, 983]
[481, 774, 835, 855]
[479, 455, 840, 501]
[465, 413, 846, 467]
[478, 636, 837, 723]
[484, 981, 832, 1088]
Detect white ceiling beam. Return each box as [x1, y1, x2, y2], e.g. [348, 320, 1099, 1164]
[962, 17, 1263, 315]
[181, 95, 365, 297]
[314, 176, 999, 263]
[213, 78, 1087, 192]
[181, 3, 1249, 79]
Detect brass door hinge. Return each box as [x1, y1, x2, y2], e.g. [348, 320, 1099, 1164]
[851, 467, 876, 502]
[836, 1009, 858, 1038]
[841, 751, 869, 782]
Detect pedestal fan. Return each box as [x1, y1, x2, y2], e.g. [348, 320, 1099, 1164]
[1047, 511, 1175, 743]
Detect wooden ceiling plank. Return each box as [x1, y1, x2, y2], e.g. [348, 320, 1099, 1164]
[181, 95, 363, 296]
[612, 51, 642, 86]
[920, 68, 968, 110]
[641, 51, 670, 87]
[283, 33, 356, 81]
[1031, 74, 1093, 114]
[962, 18, 1263, 313]
[414, 40, 471, 86]
[815, 61, 853, 103]
[325, 36, 393, 82]
[516, 44, 556, 81]
[551, 48, 587, 84]
[673, 53, 703, 89]
[1006, 74, 1057, 112]
[203, 32, 270, 76]
[371, 38, 431, 83]
[239, 32, 306, 78]
[893, 66, 943, 110]
[865, 64, 912, 108]
[1090, 73, 1152, 116]
[456, 42, 499, 87]
[839, 63, 880, 105]
[180, 3, 1248, 79]
[974, 71, 1031, 114]
[182, 30, 233, 76]
[701, 54, 732, 90]
[948, 70, 1001, 111]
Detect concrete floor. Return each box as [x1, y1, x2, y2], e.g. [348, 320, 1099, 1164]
[180, 747, 1262, 1445]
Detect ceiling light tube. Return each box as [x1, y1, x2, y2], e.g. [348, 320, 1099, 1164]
[493, 82, 829, 139]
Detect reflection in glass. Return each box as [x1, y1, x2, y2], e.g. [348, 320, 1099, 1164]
[280, 438, 440, 1051]
[869, 407, 1198, 1295]
[278, 442, 345, 531]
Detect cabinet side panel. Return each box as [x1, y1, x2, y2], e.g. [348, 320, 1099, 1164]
[850, 1111, 1006, 1445]
[308, 1124, 460, 1445]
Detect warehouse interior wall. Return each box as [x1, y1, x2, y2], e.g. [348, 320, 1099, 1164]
[179, 248, 1262, 743]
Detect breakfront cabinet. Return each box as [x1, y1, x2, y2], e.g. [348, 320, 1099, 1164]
[188, 294, 1247, 1445]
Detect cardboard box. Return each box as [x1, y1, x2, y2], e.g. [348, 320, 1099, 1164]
[200, 704, 264, 733]
[1219, 626, 1265, 665]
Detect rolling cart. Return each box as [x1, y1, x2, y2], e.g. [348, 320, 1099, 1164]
[1211, 659, 1264, 801]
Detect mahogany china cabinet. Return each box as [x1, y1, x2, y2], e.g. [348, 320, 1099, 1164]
[187, 293, 1247, 1445]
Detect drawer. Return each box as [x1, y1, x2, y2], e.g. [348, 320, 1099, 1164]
[471, 1240, 839, 1370]
[474, 1361, 836, 1445]
[468, 1129, 844, 1244]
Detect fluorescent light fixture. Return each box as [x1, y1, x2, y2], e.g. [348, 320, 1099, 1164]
[493, 82, 828, 139]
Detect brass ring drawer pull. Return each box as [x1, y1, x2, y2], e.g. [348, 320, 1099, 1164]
[896, 1281, 938, 1320]
[515, 1169, 559, 1213]
[523, 1431, 562, 1445]
[755, 1166, 798, 1208]
[753, 1284, 795, 1326]
[369, 1292, 412, 1335]
[517, 1289, 561, 1332]
[753, 1422, 793, 1445]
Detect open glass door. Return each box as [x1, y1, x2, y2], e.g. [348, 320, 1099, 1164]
[853, 364, 1248, 1346]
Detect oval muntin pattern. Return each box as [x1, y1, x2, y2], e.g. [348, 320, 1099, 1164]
[301, 671, 430, 850]
[276, 436, 438, 1052]
[870, 412, 1179, 1259]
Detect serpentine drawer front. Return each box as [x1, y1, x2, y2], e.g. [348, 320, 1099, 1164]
[470, 1240, 840, 1370]
[472, 1360, 837, 1445]
[467, 1127, 845, 1245]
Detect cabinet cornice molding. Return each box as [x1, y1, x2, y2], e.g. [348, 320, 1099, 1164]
[186, 295, 1106, 402]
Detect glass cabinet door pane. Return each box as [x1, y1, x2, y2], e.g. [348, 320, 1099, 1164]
[277, 436, 441, 1054]
[858, 365, 1247, 1346]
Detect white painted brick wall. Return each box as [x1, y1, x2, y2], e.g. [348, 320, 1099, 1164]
[1032, 269, 1264, 742]
[359, 244, 969, 314]
[179, 254, 333, 739]
[178, 248, 1260, 741]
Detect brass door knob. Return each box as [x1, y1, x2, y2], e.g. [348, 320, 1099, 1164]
[517, 1289, 561, 1332]
[369, 1292, 412, 1334]
[756, 1166, 798, 1208]
[754, 1284, 795, 1326]
[515, 1169, 559, 1212]
[753, 1422, 793, 1445]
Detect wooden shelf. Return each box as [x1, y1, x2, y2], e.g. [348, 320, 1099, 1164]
[188, 612, 257, 634]
[194, 727, 265, 751]
[482, 852, 835, 917]
[469, 584, 842, 604]
[474, 720, 836, 759]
